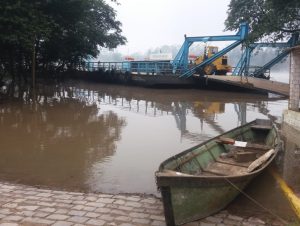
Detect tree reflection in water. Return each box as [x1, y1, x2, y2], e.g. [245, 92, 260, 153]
[0, 81, 285, 194]
[0, 83, 126, 191]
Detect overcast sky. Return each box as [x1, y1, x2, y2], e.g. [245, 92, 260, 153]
[113, 0, 232, 54]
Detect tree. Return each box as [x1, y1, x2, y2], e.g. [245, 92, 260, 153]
[0, 1, 51, 80]
[225, 0, 300, 41]
[40, 0, 126, 70]
[0, 0, 126, 81]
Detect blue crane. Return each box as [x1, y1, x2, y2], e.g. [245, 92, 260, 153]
[232, 33, 299, 78]
[172, 23, 249, 77]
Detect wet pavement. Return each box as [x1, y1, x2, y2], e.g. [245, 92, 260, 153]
[0, 181, 285, 226]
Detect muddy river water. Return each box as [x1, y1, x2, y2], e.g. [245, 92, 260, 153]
[0, 79, 298, 221]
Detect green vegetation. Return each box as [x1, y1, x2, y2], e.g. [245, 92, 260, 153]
[225, 0, 300, 41]
[0, 0, 126, 82]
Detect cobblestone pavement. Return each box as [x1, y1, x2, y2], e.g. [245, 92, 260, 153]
[0, 182, 284, 226]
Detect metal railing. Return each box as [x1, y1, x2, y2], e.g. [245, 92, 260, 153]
[80, 61, 185, 76]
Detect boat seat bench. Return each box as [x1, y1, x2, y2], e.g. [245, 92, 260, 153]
[250, 124, 272, 130]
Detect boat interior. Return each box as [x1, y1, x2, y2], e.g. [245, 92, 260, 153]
[160, 119, 278, 177]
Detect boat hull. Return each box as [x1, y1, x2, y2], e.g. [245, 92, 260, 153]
[156, 119, 280, 225]
[159, 174, 255, 225]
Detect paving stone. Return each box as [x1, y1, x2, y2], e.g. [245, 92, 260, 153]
[39, 197, 53, 202]
[106, 203, 119, 209]
[72, 200, 87, 205]
[141, 198, 156, 204]
[86, 202, 105, 208]
[84, 212, 99, 218]
[56, 203, 73, 208]
[33, 211, 50, 218]
[223, 219, 240, 225]
[72, 205, 85, 210]
[96, 198, 114, 203]
[68, 191, 83, 196]
[97, 214, 114, 221]
[86, 219, 106, 225]
[248, 217, 266, 225]
[124, 201, 142, 208]
[59, 199, 73, 204]
[68, 210, 87, 217]
[204, 216, 223, 223]
[72, 196, 85, 201]
[17, 206, 39, 211]
[26, 196, 40, 200]
[39, 207, 56, 213]
[85, 196, 98, 202]
[55, 209, 69, 214]
[67, 216, 89, 224]
[53, 191, 68, 195]
[151, 220, 166, 226]
[227, 214, 244, 221]
[24, 191, 38, 195]
[2, 185, 16, 190]
[113, 195, 127, 200]
[37, 201, 56, 207]
[0, 209, 12, 215]
[55, 195, 73, 200]
[36, 192, 53, 198]
[12, 199, 26, 203]
[22, 217, 55, 225]
[98, 194, 113, 198]
[3, 203, 18, 208]
[16, 210, 35, 217]
[118, 206, 133, 211]
[132, 218, 151, 224]
[110, 209, 127, 216]
[150, 215, 165, 221]
[46, 214, 69, 221]
[145, 208, 163, 215]
[52, 221, 74, 226]
[115, 215, 132, 222]
[113, 199, 126, 205]
[94, 207, 111, 213]
[129, 212, 149, 218]
[81, 206, 95, 212]
[0, 223, 19, 226]
[125, 196, 141, 202]
[2, 215, 23, 222]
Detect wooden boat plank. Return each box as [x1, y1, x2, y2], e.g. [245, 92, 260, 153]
[247, 149, 275, 172]
[250, 124, 272, 130]
[218, 138, 271, 151]
[242, 143, 271, 151]
[216, 158, 250, 168]
[201, 170, 228, 176]
[204, 161, 248, 176]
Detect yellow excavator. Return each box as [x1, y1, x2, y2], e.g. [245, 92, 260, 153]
[194, 46, 232, 75]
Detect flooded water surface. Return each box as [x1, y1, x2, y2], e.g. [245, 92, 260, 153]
[0, 81, 289, 197]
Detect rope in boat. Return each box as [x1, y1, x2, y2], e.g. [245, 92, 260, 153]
[224, 177, 288, 225]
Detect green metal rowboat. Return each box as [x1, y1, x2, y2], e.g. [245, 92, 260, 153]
[155, 119, 281, 225]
